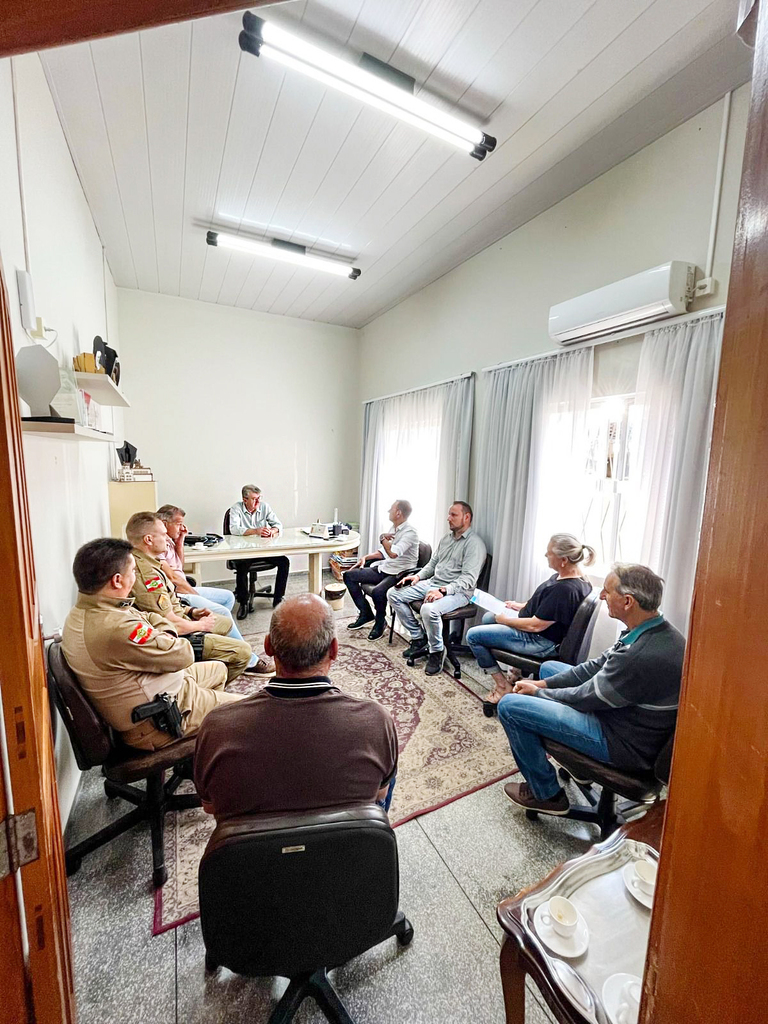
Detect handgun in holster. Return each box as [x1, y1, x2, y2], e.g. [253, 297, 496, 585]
[130, 692, 186, 739]
[187, 631, 206, 661]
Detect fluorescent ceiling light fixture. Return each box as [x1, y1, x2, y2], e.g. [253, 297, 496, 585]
[239, 12, 496, 160]
[206, 230, 361, 279]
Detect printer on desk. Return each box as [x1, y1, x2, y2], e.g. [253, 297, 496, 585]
[308, 519, 349, 540]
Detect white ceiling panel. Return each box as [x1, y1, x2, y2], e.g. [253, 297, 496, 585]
[40, 0, 751, 328]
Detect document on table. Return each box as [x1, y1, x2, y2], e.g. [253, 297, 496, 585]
[470, 589, 513, 616]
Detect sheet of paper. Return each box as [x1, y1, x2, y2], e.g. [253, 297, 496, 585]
[470, 589, 512, 616]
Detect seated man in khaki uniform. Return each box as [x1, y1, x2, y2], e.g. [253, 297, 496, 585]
[62, 538, 243, 751]
[126, 512, 256, 683]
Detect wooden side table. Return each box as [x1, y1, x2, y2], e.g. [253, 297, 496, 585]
[497, 804, 664, 1024]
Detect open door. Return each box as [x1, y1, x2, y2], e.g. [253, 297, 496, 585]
[0, 254, 76, 1022]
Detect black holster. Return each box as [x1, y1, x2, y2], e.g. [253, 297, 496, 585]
[187, 632, 206, 662]
[130, 693, 185, 739]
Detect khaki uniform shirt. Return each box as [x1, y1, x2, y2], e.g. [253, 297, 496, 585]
[131, 548, 191, 619]
[62, 594, 193, 734]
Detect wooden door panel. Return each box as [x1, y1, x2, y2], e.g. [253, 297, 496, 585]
[0, 254, 75, 1022]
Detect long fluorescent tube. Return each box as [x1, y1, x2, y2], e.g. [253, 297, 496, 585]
[239, 13, 496, 160]
[206, 231, 361, 279]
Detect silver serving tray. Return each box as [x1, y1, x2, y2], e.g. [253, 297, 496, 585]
[520, 835, 659, 1023]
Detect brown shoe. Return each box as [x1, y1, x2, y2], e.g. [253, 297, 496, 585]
[504, 781, 569, 816]
[244, 655, 275, 676]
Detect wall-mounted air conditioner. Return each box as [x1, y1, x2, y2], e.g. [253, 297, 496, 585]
[548, 262, 696, 344]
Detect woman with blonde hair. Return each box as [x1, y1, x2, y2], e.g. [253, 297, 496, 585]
[466, 533, 595, 714]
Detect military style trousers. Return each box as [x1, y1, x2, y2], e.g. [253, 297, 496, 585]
[122, 661, 243, 751]
[199, 613, 252, 681]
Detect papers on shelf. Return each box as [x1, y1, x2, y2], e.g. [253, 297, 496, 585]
[470, 589, 511, 616]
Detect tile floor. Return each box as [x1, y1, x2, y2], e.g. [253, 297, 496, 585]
[66, 573, 599, 1024]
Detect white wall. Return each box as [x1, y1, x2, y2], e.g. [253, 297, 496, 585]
[358, 86, 750, 653]
[0, 54, 120, 825]
[117, 289, 359, 581]
[359, 87, 748, 401]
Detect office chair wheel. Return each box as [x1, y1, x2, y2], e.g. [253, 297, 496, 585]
[525, 810, 539, 822]
[153, 864, 168, 888]
[453, 667, 461, 680]
[558, 767, 572, 783]
[406, 657, 416, 667]
[397, 922, 415, 946]
[204, 953, 219, 973]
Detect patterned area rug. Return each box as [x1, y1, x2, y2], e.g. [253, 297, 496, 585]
[153, 628, 518, 934]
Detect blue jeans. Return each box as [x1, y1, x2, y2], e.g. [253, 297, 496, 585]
[498, 664, 610, 800]
[181, 589, 256, 668]
[388, 580, 469, 652]
[376, 775, 397, 813]
[466, 612, 557, 671]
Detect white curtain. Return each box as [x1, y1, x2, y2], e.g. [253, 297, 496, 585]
[475, 347, 594, 601]
[631, 312, 724, 632]
[359, 376, 474, 552]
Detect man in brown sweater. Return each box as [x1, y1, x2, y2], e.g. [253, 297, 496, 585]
[194, 593, 399, 820]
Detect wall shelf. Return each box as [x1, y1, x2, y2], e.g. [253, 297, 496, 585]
[74, 372, 130, 407]
[22, 421, 115, 442]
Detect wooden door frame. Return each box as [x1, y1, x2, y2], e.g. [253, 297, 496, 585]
[1, 1, 767, 1022]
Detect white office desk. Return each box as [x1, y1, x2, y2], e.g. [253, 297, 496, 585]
[183, 528, 360, 595]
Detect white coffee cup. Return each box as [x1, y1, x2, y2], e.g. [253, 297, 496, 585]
[631, 859, 657, 895]
[616, 977, 642, 1024]
[540, 896, 578, 938]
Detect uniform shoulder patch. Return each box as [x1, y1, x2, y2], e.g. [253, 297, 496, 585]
[129, 622, 154, 645]
[145, 576, 165, 592]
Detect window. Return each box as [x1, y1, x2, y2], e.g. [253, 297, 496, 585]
[580, 394, 642, 570]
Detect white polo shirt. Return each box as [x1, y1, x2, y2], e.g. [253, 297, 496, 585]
[375, 521, 419, 575]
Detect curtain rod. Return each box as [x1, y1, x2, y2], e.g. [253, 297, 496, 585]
[481, 305, 726, 374]
[362, 371, 472, 406]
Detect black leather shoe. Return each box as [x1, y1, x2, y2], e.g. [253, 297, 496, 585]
[402, 637, 428, 659]
[367, 622, 385, 641]
[236, 602, 248, 621]
[348, 611, 375, 631]
[425, 651, 444, 675]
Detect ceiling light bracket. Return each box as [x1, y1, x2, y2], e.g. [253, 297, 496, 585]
[239, 12, 264, 58]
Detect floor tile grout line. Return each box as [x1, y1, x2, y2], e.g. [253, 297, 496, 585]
[413, 815, 503, 949]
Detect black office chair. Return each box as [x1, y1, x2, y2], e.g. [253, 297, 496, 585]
[481, 588, 602, 716]
[356, 540, 432, 642]
[223, 507, 275, 616]
[526, 731, 675, 839]
[405, 554, 493, 679]
[47, 641, 200, 887]
[199, 804, 414, 1024]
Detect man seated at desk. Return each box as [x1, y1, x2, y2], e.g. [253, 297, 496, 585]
[345, 499, 419, 641]
[499, 564, 685, 817]
[126, 511, 269, 680]
[62, 538, 243, 751]
[227, 484, 290, 619]
[194, 593, 398, 820]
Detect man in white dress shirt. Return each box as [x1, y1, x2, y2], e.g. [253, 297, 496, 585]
[345, 500, 419, 640]
[226, 485, 290, 619]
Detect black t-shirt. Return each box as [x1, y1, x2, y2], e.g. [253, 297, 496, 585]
[519, 575, 592, 645]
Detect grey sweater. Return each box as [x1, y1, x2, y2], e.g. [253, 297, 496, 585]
[538, 618, 685, 770]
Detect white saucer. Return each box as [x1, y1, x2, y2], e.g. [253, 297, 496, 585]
[533, 901, 589, 958]
[602, 972, 641, 1024]
[622, 862, 654, 909]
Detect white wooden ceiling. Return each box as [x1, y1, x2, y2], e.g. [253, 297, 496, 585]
[40, 0, 751, 329]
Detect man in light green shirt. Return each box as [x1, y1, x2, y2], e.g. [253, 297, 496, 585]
[388, 501, 486, 675]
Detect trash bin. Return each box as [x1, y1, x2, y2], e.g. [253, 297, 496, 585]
[324, 581, 346, 611]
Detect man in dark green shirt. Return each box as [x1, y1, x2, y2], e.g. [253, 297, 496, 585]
[499, 564, 684, 816]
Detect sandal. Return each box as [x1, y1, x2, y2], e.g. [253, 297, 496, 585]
[481, 670, 522, 718]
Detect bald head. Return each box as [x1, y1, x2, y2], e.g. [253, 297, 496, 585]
[265, 594, 338, 677]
